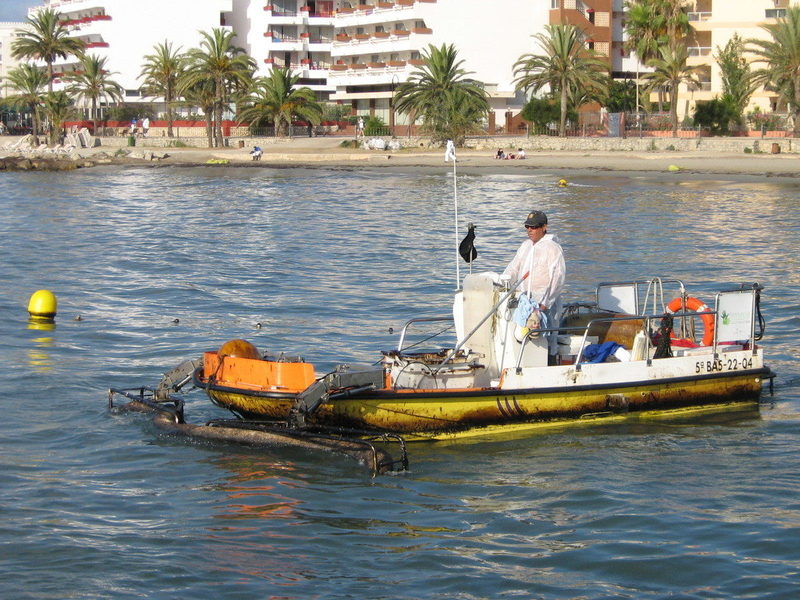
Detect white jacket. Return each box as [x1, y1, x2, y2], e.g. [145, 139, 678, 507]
[501, 233, 565, 310]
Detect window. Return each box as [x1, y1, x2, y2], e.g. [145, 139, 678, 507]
[550, 0, 559, 8]
[765, 8, 787, 18]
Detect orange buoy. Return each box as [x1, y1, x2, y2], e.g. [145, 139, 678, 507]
[666, 296, 715, 346]
[218, 339, 261, 360]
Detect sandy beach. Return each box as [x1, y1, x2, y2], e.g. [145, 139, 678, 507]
[126, 136, 800, 180]
[4, 134, 800, 179]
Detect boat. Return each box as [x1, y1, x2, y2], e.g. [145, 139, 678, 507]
[110, 275, 773, 473]
[203, 275, 776, 426]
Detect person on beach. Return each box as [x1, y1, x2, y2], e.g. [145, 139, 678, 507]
[516, 148, 526, 159]
[250, 146, 262, 160]
[142, 116, 150, 137]
[501, 210, 565, 362]
[495, 148, 505, 159]
[130, 117, 137, 136]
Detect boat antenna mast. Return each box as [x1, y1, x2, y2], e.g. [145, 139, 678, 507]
[445, 139, 460, 289]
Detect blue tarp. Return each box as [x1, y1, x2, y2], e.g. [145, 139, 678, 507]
[581, 341, 622, 363]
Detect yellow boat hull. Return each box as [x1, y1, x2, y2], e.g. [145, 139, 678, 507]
[201, 367, 769, 439]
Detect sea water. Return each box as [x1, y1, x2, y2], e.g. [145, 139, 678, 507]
[1, 166, 798, 599]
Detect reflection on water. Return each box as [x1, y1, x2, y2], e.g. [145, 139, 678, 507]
[0, 167, 799, 599]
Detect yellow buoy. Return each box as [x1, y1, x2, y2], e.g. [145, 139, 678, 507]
[558, 178, 568, 187]
[668, 164, 681, 172]
[27, 290, 57, 320]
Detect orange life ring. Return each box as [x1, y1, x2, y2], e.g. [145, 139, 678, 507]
[665, 296, 715, 346]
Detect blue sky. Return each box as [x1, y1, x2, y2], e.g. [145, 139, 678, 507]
[0, 0, 38, 22]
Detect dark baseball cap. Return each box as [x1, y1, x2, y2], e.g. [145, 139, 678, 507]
[524, 210, 548, 228]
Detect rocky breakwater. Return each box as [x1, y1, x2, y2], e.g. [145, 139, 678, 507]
[1, 135, 97, 171]
[0, 135, 169, 171]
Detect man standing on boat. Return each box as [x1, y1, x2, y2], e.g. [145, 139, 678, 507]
[501, 210, 566, 362]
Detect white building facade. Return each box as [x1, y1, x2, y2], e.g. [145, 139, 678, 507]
[227, 0, 550, 128]
[1, 22, 28, 99]
[683, 0, 800, 114]
[34, 0, 233, 103]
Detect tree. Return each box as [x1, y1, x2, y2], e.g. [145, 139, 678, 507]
[624, 1, 691, 111]
[64, 54, 123, 135]
[642, 45, 701, 136]
[514, 24, 608, 137]
[520, 95, 577, 134]
[603, 79, 639, 113]
[624, 0, 691, 57]
[140, 41, 185, 138]
[238, 67, 323, 137]
[179, 78, 216, 148]
[4, 63, 48, 145]
[11, 8, 85, 93]
[393, 43, 489, 145]
[183, 28, 255, 147]
[693, 98, 738, 135]
[41, 91, 74, 145]
[714, 34, 757, 132]
[748, 6, 800, 137]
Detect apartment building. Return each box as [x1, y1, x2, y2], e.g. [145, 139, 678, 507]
[682, 0, 798, 114]
[229, 0, 549, 128]
[34, 0, 233, 102]
[24, 0, 800, 126]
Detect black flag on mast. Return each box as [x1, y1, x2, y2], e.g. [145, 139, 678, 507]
[458, 223, 478, 263]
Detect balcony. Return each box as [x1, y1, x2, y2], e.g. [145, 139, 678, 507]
[60, 13, 113, 29]
[335, 0, 432, 27]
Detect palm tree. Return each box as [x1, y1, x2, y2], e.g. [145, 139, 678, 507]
[624, 0, 690, 56]
[179, 78, 217, 148]
[748, 6, 800, 137]
[642, 44, 702, 136]
[624, 1, 691, 113]
[140, 41, 185, 138]
[239, 67, 323, 137]
[183, 28, 255, 147]
[41, 90, 74, 145]
[4, 63, 48, 145]
[393, 43, 488, 145]
[11, 8, 85, 93]
[514, 24, 609, 137]
[64, 54, 123, 136]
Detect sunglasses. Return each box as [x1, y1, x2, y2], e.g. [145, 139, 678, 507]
[525, 225, 543, 230]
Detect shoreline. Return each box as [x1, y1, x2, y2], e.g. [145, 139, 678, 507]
[2, 135, 799, 180]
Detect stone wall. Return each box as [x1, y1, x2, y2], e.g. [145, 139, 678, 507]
[90, 134, 798, 154]
[464, 136, 797, 154]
